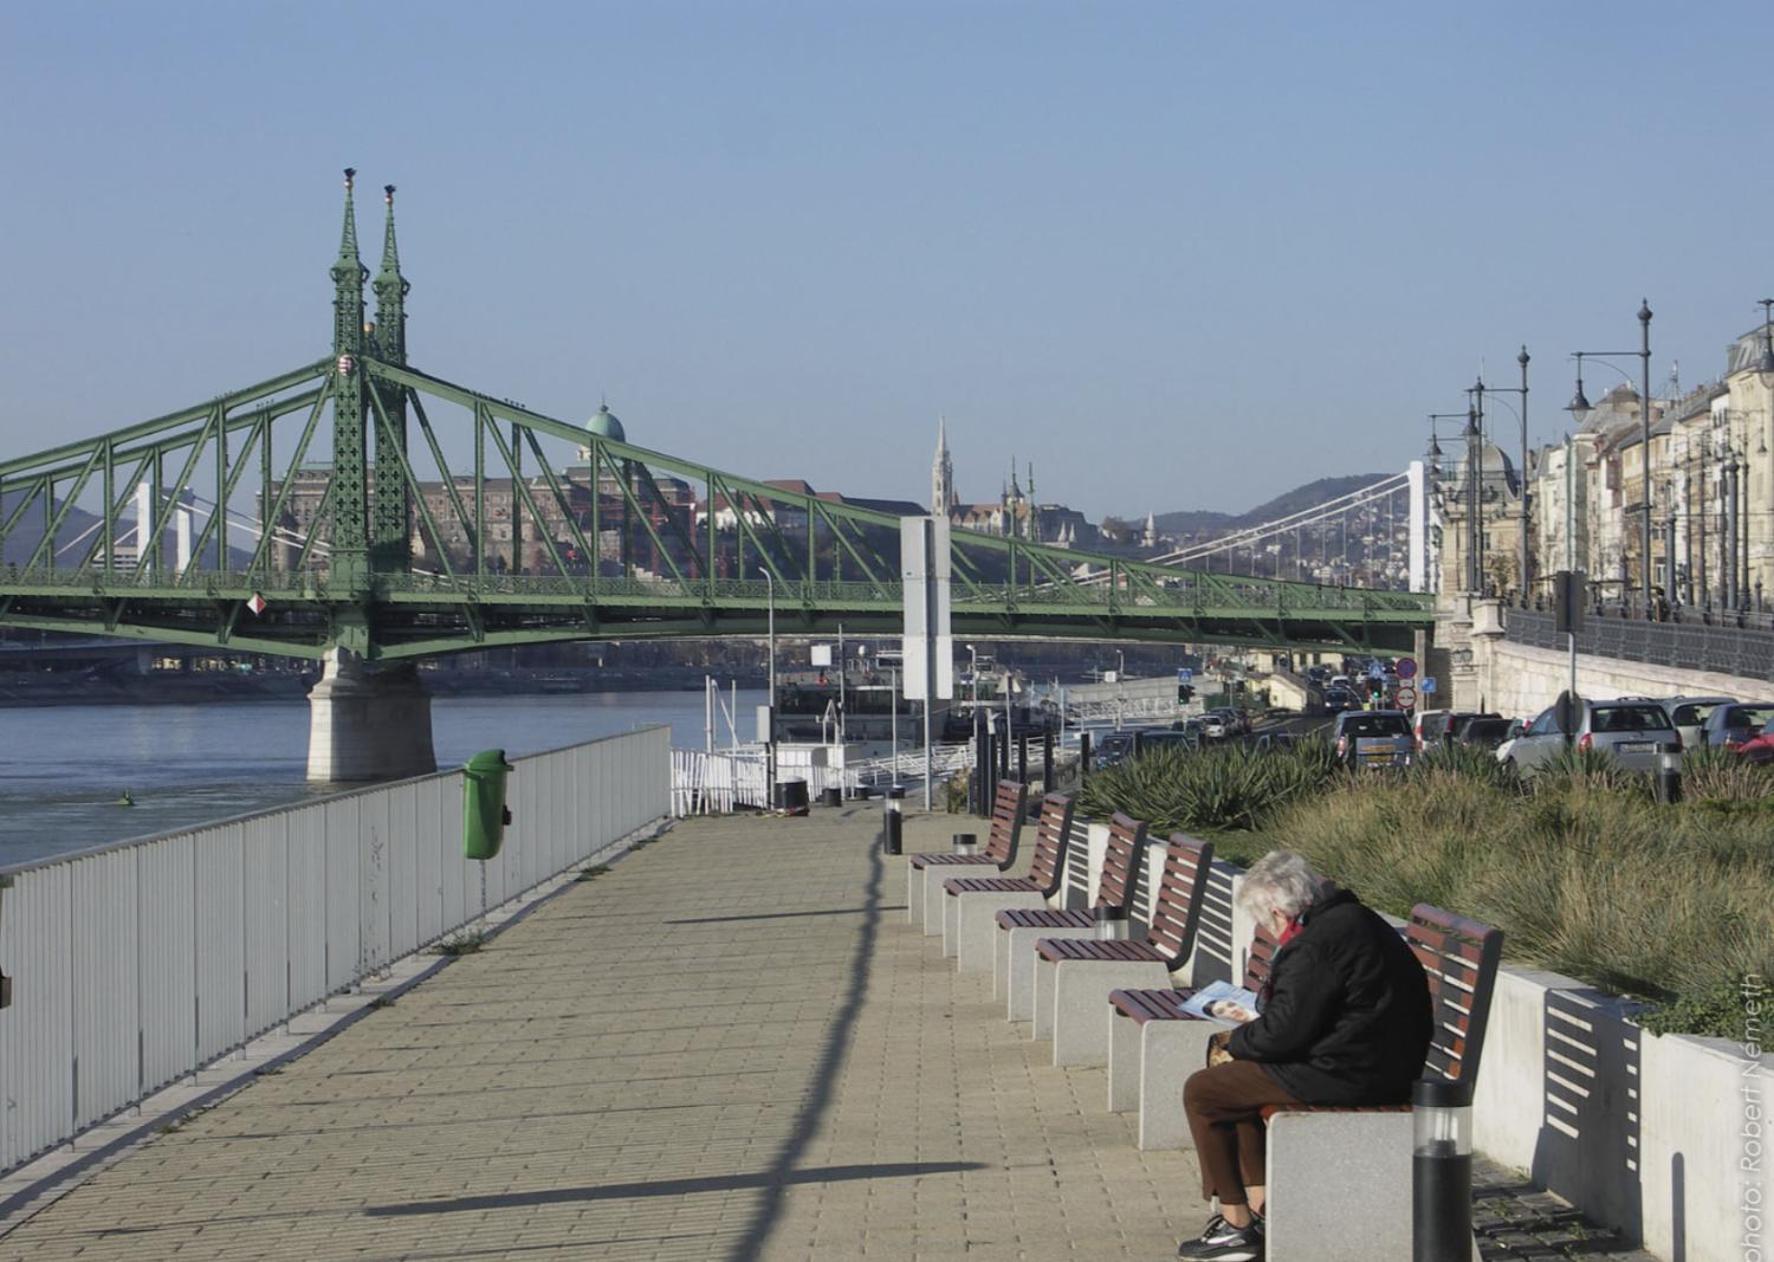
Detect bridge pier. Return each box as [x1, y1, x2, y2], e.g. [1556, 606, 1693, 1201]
[306, 648, 437, 783]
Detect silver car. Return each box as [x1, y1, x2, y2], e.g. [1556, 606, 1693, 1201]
[1657, 695, 1736, 750]
[1505, 700, 1680, 773]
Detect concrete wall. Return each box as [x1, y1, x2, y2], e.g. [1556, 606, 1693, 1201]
[1081, 830, 1770, 1259]
[1440, 596, 1774, 717]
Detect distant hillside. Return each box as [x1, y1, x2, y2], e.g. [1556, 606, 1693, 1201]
[1153, 473, 1389, 536]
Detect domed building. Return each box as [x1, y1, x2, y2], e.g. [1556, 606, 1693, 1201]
[577, 402, 625, 460]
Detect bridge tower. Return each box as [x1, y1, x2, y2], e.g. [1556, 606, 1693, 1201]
[370, 183, 412, 574]
[307, 170, 435, 782]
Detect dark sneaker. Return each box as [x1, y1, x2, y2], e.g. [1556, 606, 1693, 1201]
[1176, 1211, 1264, 1260]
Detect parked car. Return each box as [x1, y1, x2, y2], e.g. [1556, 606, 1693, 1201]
[1453, 716, 1514, 752]
[1135, 729, 1200, 755]
[1698, 701, 1774, 751]
[1412, 708, 1450, 750]
[1091, 730, 1138, 768]
[1504, 699, 1681, 773]
[1332, 710, 1413, 768]
[1323, 688, 1359, 714]
[1415, 710, 1488, 749]
[1447, 712, 1502, 742]
[1200, 712, 1229, 740]
[1733, 732, 1774, 765]
[1658, 696, 1737, 749]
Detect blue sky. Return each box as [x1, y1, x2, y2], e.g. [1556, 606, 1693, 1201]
[3, 2, 1770, 518]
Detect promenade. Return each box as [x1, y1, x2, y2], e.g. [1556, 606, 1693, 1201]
[0, 809, 1198, 1260]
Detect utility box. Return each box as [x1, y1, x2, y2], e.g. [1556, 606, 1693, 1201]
[463, 749, 515, 860]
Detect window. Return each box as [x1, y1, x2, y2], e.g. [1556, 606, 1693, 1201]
[1589, 705, 1674, 733]
[1527, 708, 1557, 736]
[1342, 714, 1409, 737]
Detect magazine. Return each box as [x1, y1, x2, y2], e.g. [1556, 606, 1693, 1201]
[1178, 979, 1262, 1025]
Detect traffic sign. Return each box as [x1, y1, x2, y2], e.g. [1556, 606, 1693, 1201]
[1367, 662, 1385, 681]
[1177, 667, 1193, 682]
[1396, 657, 1417, 680]
[1420, 676, 1438, 696]
[1396, 686, 1417, 710]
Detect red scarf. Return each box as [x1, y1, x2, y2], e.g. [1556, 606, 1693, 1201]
[1277, 915, 1306, 948]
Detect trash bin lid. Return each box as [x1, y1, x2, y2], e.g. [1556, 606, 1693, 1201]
[465, 749, 514, 775]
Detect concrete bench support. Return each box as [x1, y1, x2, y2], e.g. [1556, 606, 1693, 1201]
[1135, 1018, 1218, 1149]
[1264, 1111, 1417, 1262]
[949, 889, 1047, 972]
[1044, 958, 1172, 1065]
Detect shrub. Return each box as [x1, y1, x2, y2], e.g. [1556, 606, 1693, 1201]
[1078, 738, 1342, 841]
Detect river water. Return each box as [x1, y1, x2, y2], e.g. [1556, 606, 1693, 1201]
[0, 691, 765, 869]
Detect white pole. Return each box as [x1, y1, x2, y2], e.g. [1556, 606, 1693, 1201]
[731, 679, 738, 755]
[922, 682, 933, 812]
[705, 675, 714, 754]
[838, 623, 846, 750]
[891, 666, 899, 773]
[760, 568, 776, 805]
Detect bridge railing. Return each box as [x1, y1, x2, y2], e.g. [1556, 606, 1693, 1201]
[1507, 606, 1774, 681]
[0, 725, 670, 1177]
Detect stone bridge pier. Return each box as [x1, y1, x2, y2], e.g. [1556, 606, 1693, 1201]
[305, 647, 437, 782]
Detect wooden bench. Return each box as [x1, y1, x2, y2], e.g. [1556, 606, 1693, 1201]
[905, 779, 1026, 935]
[940, 793, 1076, 972]
[1107, 928, 1278, 1149]
[999, 812, 1146, 1028]
[1032, 834, 1215, 1066]
[1262, 904, 1503, 1262]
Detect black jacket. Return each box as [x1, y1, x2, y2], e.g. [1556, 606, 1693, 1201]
[1226, 887, 1431, 1105]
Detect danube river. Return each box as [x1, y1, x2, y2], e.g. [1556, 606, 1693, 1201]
[0, 691, 765, 868]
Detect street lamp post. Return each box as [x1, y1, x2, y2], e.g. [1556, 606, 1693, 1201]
[759, 567, 776, 805]
[1566, 302, 1655, 612]
[1465, 401, 1483, 593]
[1470, 349, 1531, 602]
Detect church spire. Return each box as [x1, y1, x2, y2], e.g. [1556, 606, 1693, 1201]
[372, 183, 410, 364]
[330, 168, 367, 359]
[931, 415, 955, 516]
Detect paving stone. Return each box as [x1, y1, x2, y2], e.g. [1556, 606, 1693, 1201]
[0, 810, 1204, 1260]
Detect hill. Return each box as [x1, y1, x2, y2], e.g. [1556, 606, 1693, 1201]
[1152, 473, 1389, 536]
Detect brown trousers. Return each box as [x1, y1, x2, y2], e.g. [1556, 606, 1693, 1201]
[1182, 1060, 1302, 1206]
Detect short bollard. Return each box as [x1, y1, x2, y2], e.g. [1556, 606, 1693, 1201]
[881, 786, 905, 854]
[1412, 1079, 1474, 1262]
[1094, 904, 1128, 940]
[1654, 741, 1683, 805]
[821, 786, 843, 808]
[951, 831, 979, 856]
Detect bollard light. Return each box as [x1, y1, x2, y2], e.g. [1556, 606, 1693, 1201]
[1655, 740, 1683, 806]
[1412, 1078, 1474, 1262]
[1094, 904, 1129, 940]
[881, 786, 905, 855]
[952, 831, 979, 856]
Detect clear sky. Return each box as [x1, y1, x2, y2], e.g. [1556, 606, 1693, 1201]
[3, 2, 1771, 519]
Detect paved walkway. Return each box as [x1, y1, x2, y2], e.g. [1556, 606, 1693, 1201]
[0, 809, 1201, 1261]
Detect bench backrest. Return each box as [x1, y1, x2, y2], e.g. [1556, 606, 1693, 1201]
[983, 780, 1029, 869]
[1407, 904, 1505, 1093]
[1147, 834, 1216, 970]
[1093, 813, 1148, 913]
[1025, 793, 1076, 898]
[1243, 924, 1278, 993]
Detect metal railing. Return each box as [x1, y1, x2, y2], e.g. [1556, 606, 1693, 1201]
[1507, 606, 1774, 682]
[0, 725, 670, 1175]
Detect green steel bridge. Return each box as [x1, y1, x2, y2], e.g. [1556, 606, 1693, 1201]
[0, 173, 1434, 664]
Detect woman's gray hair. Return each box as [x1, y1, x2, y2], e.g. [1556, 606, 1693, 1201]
[1237, 850, 1325, 923]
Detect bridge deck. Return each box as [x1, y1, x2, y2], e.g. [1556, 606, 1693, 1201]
[0, 810, 1199, 1260]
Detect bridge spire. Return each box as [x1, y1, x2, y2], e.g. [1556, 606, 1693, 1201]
[328, 168, 372, 593]
[373, 184, 409, 364]
[330, 168, 367, 358]
[370, 183, 412, 571]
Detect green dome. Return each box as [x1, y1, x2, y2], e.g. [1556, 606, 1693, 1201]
[586, 403, 625, 443]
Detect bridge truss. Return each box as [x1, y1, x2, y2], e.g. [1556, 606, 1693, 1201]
[0, 175, 1433, 661]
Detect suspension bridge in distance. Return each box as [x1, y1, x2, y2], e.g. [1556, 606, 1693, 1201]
[0, 172, 1433, 778]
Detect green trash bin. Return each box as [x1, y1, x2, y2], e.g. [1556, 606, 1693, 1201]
[463, 749, 516, 860]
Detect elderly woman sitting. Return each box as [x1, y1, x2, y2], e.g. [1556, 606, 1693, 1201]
[1175, 851, 1431, 1261]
